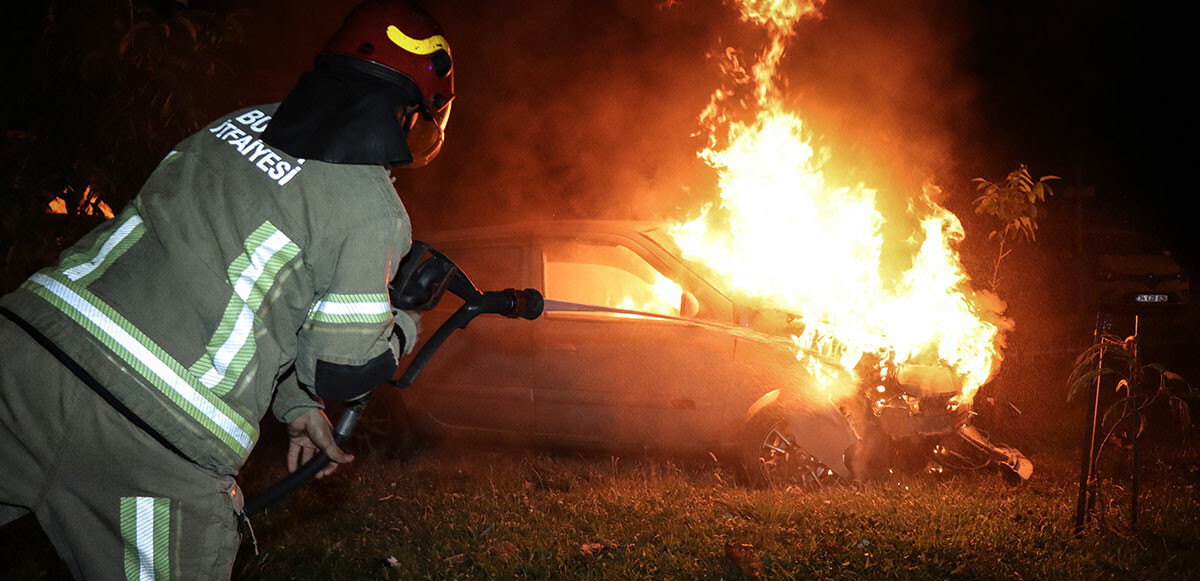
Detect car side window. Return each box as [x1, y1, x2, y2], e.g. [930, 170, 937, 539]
[544, 241, 685, 317]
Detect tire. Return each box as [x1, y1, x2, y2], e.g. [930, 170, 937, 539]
[735, 405, 840, 489]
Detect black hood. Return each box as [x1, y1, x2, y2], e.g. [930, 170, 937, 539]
[262, 55, 423, 166]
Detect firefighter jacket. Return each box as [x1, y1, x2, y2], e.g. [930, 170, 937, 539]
[0, 104, 420, 476]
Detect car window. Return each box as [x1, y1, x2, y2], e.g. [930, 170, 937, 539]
[544, 241, 684, 317]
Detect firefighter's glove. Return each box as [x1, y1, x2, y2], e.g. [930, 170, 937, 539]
[392, 309, 420, 356]
[286, 408, 354, 479]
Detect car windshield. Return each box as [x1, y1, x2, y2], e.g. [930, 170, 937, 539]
[637, 226, 731, 303]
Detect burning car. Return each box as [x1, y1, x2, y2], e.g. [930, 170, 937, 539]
[368, 0, 1035, 487]
[385, 220, 1029, 486]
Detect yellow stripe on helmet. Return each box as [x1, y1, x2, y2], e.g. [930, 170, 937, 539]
[386, 25, 451, 56]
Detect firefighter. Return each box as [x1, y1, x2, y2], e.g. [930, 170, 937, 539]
[0, 1, 453, 577]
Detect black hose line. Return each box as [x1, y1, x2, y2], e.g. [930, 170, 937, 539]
[245, 395, 368, 516]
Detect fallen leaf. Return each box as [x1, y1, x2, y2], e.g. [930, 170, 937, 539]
[724, 541, 764, 578]
[581, 542, 605, 555]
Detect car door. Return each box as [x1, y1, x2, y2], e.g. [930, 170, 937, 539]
[400, 236, 536, 436]
[531, 232, 736, 450]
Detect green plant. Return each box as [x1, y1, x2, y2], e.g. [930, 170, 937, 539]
[1067, 330, 1196, 466]
[971, 164, 1059, 292]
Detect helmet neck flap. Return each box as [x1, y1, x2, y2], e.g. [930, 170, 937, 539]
[261, 55, 422, 167]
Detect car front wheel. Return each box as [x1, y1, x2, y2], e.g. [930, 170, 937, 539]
[736, 406, 840, 489]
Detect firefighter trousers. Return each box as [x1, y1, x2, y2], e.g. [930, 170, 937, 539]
[0, 317, 243, 580]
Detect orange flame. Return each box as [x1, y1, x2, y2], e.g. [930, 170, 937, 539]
[545, 256, 686, 318]
[672, 0, 1004, 403]
[616, 273, 686, 316]
[47, 197, 68, 215]
[46, 186, 115, 219]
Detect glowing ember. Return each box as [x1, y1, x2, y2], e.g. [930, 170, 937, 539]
[671, 0, 1005, 404]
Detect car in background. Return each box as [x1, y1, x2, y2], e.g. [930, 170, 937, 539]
[1083, 229, 1190, 314]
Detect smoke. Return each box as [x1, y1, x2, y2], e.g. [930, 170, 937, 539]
[392, 0, 727, 232]
[775, 0, 978, 202]
[232, 0, 980, 234]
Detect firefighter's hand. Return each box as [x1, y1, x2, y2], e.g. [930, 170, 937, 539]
[286, 408, 354, 478]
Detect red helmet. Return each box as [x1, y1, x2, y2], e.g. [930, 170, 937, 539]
[325, 0, 454, 166]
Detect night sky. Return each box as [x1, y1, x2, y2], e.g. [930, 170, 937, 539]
[966, 1, 1193, 263]
[2, 0, 1193, 265]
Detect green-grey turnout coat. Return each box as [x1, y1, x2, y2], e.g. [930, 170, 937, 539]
[0, 103, 420, 477]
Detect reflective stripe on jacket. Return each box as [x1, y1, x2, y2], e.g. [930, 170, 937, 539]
[0, 104, 415, 475]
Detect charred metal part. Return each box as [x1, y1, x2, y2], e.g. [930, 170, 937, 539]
[955, 424, 1033, 481]
[847, 359, 1030, 483]
[869, 362, 972, 439]
[781, 406, 857, 480]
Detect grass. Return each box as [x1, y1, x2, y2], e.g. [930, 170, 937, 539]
[4, 426, 1198, 580]
[229, 427, 1196, 580]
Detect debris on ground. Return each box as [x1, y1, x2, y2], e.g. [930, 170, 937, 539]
[444, 552, 477, 565]
[581, 542, 605, 556]
[724, 541, 764, 578]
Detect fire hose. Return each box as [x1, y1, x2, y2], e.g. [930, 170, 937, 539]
[244, 242, 543, 516]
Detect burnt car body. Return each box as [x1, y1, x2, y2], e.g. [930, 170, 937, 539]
[388, 220, 1024, 484]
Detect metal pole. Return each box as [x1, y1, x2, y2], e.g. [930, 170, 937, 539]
[1074, 312, 1109, 535]
[1130, 315, 1140, 529]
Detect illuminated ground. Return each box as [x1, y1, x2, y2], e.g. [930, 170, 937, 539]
[3, 416, 1197, 579]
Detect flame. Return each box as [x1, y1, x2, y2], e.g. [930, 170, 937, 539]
[46, 186, 115, 219]
[671, 0, 1003, 404]
[545, 256, 684, 318]
[615, 273, 685, 316]
[47, 197, 68, 215]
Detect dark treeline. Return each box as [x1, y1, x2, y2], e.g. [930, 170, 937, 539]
[1, 0, 245, 291]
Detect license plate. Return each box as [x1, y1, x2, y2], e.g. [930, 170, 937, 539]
[1135, 294, 1168, 303]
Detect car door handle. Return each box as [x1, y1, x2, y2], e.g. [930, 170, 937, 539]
[547, 344, 577, 353]
[671, 399, 695, 410]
